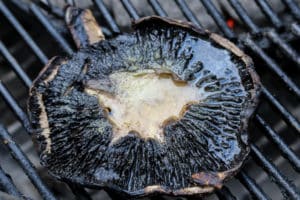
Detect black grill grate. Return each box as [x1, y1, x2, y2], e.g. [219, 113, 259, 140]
[0, 0, 299, 199]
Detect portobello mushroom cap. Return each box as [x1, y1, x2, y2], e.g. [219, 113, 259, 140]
[28, 16, 261, 197]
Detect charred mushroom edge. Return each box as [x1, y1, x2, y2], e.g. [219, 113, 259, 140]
[28, 16, 261, 197]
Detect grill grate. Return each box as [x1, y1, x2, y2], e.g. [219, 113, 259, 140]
[0, 0, 299, 199]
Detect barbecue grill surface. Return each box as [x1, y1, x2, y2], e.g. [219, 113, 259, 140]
[0, 0, 299, 200]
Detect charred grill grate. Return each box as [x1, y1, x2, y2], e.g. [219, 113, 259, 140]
[0, 0, 299, 199]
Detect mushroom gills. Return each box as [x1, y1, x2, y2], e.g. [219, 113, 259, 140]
[28, 16, 261, 197]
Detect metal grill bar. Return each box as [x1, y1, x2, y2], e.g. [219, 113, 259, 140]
[243, 37, 300, 98]
[0, 165, 23, 198]
[120, 0, 139, 20]
[150, 196, 166, 200]
[215, 186, 237, 200]
[0, 0, 48, 64]
[35, 1, 64, 19]
[174, 0, 203, 28]
[265, 30, 300, 67]
[29, 3, 74, 55]
[254, 0, 283, 29]
[281, 0, 300, 20]
[0, 41, 32, 88]
[200, 0, 236, 39]
[227, 0, 260, 34]
[0, 82, 31, 133]
[261, 86, 300, 133]
[250, 144, 300, 199]
[67, 183, 92, 200]
[238, 171, 271, 200]
[93, 0, 120, 34]
[291, 23, 300, 36]
[255, 115, 300, 171]
[0, 125, 57, 200]
[147, 0, 167, 17]
[97, 26, 112, 37]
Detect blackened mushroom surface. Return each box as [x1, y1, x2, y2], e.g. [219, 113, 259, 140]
[28, 16, 260, 197]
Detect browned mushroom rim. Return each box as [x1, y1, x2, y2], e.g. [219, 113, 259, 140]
[53, 161, 243, 197]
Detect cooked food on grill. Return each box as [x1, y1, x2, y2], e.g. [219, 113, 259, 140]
[28, 9, 261, 197]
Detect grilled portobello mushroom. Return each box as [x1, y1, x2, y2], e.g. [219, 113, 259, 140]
[28, 9, 260, 198]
